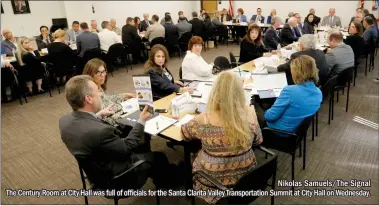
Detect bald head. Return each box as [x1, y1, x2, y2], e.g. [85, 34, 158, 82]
[143, 13, 149, 21]
[110, 19, 116, 28]
[288, 17, 297, 27]
[329, 8, 335, 16]
[2, 29, 14, 40]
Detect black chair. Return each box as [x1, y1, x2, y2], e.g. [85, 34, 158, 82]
[334, 66, 354, 113]
[166, 34, 181, 58]
[192, 145, 278, 205]
[1, 66, 27, 105]
[107, 43, 128, 75]
[363, 45, 376, 76]
[123, 44, 134, 71]
[229, 52, 242, 68]
[150, 37, 166, 49]
[215, 25, 229, 46]
[203, 27, 218, 51]
[261, 115, 313, 191]
[214, 56, 231, 71]
[179, 32, 193, 51]
[76, 158, 160, 205]
[80, 48, 103, 75]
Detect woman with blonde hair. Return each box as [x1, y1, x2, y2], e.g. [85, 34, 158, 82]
[17, 36, 45, 95]
[145, 44, 194, 99]
[267, 9, 277, 24]
[181, 71, 263, 204]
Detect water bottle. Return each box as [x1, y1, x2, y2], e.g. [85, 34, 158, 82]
[277, 44, 281, 51]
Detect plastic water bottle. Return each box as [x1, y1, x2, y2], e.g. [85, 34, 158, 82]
[277, 44, 281, 51]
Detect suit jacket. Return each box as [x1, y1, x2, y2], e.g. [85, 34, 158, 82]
[145, 23, 165, 42]
[36, 34, 54, 50]
[326, 43, 354, 76]
[1, 39, 17, 56]
[66, 29, 82, 45]
[76, 31, 100, 57]
[122, 24, 141, 46]
[302, 21, 314, 34]
[140, 20, 152, 32]
[176, 21, 192, 37]
[294, 24, 303, 37]
[321, 15, 342, 27]
[189, 18, 206, 37]
[211, 17, 223, 27]
[59, 111, 145, 178]
[264, 82, 322, 132]
[163, 23, 179, 39]
[280, 24, 299, 46]
[263, 26, 280, 51]
[146, 67, 179, 98]
[220, 14, 232, 22]
[239, 39, 268, 63]
[277, 49, 329, 86]
[267, 16, 273, 24]
[251, 15, 265, 23]
[47, 42, 75, 73]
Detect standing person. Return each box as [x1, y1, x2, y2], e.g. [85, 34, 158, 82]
[76, 22, 100, 57]
[303, 14, 315, 34]
[321, 8, 342, 27]
[267, 9, 277, 24]
[250, 8, 265, 23]
[66, 21, 82, 45]
[36, 25, 54, 50]
[110, 18, 121, 35]
[177, 11, 188, 23]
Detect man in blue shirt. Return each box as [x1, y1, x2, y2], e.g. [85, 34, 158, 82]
[363, 16, 378, 50]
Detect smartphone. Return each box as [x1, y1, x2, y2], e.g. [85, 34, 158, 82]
[155, 108, 168, 113]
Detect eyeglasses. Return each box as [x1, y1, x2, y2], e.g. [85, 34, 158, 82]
[96, 70, 107, 76]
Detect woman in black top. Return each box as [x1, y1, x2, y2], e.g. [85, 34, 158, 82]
[344, 21, 364, 64]
[239, 24, 268, 63]
[145, 44, 194, 99]
[303, 14, 315, 34]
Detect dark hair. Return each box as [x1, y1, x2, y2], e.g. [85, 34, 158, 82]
[305, 13, 314, 24]
[202, 12, 210, 20]
[134, 17, 140, 28]
[257, 8, 262, 11]
[152, 14, 159, 22]
[126, 17, 134, 25]
[237, 8, 244, 15]
[39, 26, 48, 32]
[363, 9, 370, 16]
[82, 58, 108, 91]
[188, 36, 204, 50]
[350, 21, 362, 35]
[192, 11, 198, 17]
[144, 44, 170, 73]
[329, 31, 343, 42]
[178, 11, 183, 15]
[164, 15, 172, 23]
[165, 12, 170, 16]
[79, 22, 89, 30]
[179, 16, 186, 21]
[243, 24, 263, 45]
[72, 21, 79, 25]
[364, 16, 374, 25]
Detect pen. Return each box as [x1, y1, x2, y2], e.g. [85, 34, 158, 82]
[156, 121, 159, 130]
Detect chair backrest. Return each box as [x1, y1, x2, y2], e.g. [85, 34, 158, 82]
[336, 66, 354, 87]
[150, 37, 166, 48]
[107, 43, 125, 59]
[296, 115, 313, 137]
[216, 25, 229, 35]
[83, 48, 102, 63]
[75, 157, 112, 189]
[179, 66, 183, 79]
[320, 75, 338, 100]
[179, 32, 193, 44]
[229, 52, 238, 67]
[166, 34, 179, 46]
[214, 56, 231, 70]
[219, 152, 278, 204]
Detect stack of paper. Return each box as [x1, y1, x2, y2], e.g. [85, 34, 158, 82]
[251, 73, 288, 90]
[145, 115, 177, 135]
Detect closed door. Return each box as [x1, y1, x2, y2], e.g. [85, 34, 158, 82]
[202, 0, 217, 18]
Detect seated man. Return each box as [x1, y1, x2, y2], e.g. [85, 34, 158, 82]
[277, 34, 329, 86]
[177, 16, 192, 38]
[160, 12, 173, 25]
[145, 14, 165, 42]
[325, 31, 354, 76]
[250, 8, 265, 23]
[321, 8, 342, 27]
[66, 21, 82, 45]
[1, 29, 18, 56]
[59, 75, 174, 190]
[36, 26, 54, 50]
[76, 22, 100, 57]
[280, 17, 299, 46]
[363, 16, 378, 52]
[263, 16, 281, 51]
[98, 21, 122, 52]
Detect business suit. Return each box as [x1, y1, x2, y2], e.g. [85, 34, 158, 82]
[220, 14, 232, 22]
[122, 24, 143, 63]
[251, 15, 265, 23]
[263, 26, 280, 51]
[140, 20, 152, 32]
[147, 67, 179, 98]
[326, 43, 354, 76]
[76, 31, 100, 57]
[66, 29, 82, 45]
[36, 34, 54, 50]
[277, 49, 329, 86]
[363, 25, 379, 52]
[264, 81, 322, 132]
[302, 21, 314, 34]
[280, 24, 299, 46]
[321, 15, 342, 27]
[164, 23, 179, 39]
[176, 21, 192, 37]
[189, 18, 206, 37]
[295, 23, 303, 36]
[145, 23, 165, 42]
[1, 39, 17, 56]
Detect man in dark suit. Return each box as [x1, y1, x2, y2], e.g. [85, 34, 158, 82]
[220, 8, 232, 22]
[60, 75, 173, 190]
[163, 15, 179, 39]
[294, 13, 303, 37]
[277, 34, 329, 85]
[189, 11, 206, 37]
[263, 16, 281, 51]
[140, 13, 152, 32]
[250, 8, 265, 23]
[36, 25, 54, 50]
[280, 17, 299, 46]
[122, 17, 143, 63]
[76, 22, 100, 57]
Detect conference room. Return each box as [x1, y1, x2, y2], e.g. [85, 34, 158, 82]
[1, 0, 378, 205]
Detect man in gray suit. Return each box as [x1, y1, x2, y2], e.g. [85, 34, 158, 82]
[177, 16, 192, 37]
[321, 8, 342, 27]
[76, 22, 100, 57]
[325, 31, 354, 76]
[66, 21, 82, 45]
[145, 15, 165, 42]
[59, 75, 174, 190]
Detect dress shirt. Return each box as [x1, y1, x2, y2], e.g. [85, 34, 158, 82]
[98, 29, 122, 51]
[112, 27, 122, 35]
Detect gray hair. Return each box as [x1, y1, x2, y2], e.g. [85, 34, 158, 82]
[271, 16, 281, 25]
[288, 12, 294, 17]
[192, 11, 198, 17]
[298, 34, 317, 49]
[65, 75, 94, 111]
[101, 21, 109, 29]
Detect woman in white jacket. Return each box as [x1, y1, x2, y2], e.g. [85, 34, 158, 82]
[181, 36, 215, 81]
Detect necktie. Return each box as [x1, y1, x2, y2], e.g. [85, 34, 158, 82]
[146, 20, 150, 26]
[297, 25, 302, 36]
[291, 28, 296, 37]
[330, 16, 333, 26]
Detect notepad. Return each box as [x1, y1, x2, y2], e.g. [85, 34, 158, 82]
[145, 115, 177, 135]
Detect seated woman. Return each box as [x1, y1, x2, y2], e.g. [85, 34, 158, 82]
[235, 8, 248, 23]
[343, 21, 364, 65]
[82, 58, 136, 128]
[181, 71, 263, 204]
[302, 14, 315, 34]
[134, 16, 142, 32]
[234, 8, 248, 39]
[16, 36, 45, 95]
[145, 44, 194, 99]
[181, 36, 215, 81]
[47, 29, 76, 84]
[258, 55, 322, 132]
[239, 24, 268, 63]
[267, 9, 277, 24]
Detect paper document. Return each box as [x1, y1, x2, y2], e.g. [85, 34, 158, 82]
[174, 114, 195, 127]
[133, 75, 154, 113]
[251, 73, 288, 90]
[145, 115, 177, 135]
[196, 82, 213, 104]
[120, 98, 139, 114]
